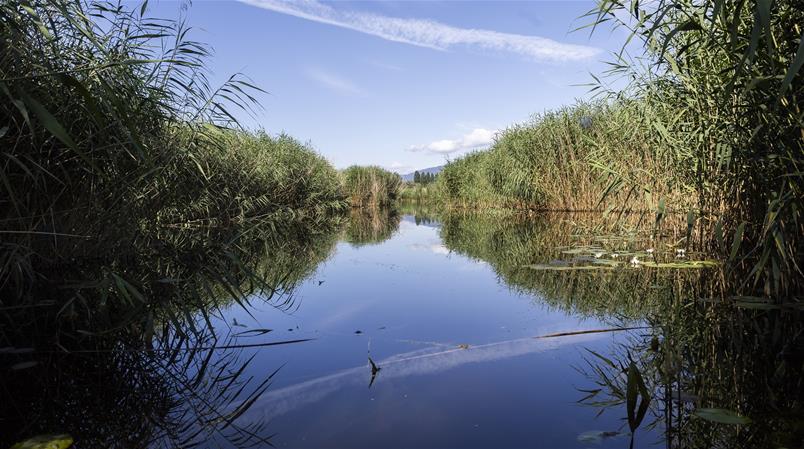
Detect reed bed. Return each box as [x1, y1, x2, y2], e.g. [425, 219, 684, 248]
[427, 0, 803, 302]
[0, 0, 355, 327]
[432, 101, 691, 212]
[584, 0, 803, 301]
[341, 165, 402, 208]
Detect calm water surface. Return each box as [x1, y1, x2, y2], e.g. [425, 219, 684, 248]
[7, 208, 798, 449]
[220, 214, 653, 448]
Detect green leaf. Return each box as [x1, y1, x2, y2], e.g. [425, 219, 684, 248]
[779, 30, 804, 98]
[19, 92, 98, 171]
[10, 435, 73, 449]
[729, 222, 746, 262]
[626, 362, 650, 432]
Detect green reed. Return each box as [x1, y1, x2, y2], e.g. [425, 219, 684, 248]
[430, 101, 692, 213]
[0, 0, 355, 327]
[425, 0, 803, 303]
[583, 0, 803, 302]
[341, 165, 402, 208]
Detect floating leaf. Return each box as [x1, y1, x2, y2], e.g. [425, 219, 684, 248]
[577, 430, 625, 443]
[524, 264, 615, 271]
[10, 434, 73, 449]
[694, 408, 751, 425]
[11, 361, 39, 370]
[0, 347, 34, 354]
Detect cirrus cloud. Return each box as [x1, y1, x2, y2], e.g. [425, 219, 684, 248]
[306, 68, 364, 95]
[238, 0, 600, 62]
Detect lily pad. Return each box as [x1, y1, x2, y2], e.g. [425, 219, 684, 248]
[524, 264, 615, 271]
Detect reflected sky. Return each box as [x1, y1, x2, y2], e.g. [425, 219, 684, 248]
[219, 215, 658, 448]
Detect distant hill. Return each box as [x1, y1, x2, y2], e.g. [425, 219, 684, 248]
[401, 165, 443, 182]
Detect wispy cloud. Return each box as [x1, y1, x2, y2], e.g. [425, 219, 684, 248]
[370, 60, 403, 72]
[239, 0, 600, 62]
[408, 128, 496, 155]
[305, 68, 364, 95]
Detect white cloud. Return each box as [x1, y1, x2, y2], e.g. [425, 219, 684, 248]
[408, 128, 497, 155]
[239, 0, 600, 62]
[305, 68, 364, 95]
[386, 161, 411, 173]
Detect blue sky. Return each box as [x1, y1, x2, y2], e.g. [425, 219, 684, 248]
[146, 1, 626, 173]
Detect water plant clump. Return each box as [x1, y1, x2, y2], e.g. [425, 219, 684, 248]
[341, 165, 402, 208]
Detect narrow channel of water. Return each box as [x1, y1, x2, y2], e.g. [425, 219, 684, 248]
[2, 207, 801, 449]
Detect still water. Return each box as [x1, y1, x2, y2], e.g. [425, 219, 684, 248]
[218, 212, 655, 448]
[3, 207, 801, 449]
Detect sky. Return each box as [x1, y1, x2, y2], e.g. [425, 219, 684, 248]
[144, 1, 627, 174]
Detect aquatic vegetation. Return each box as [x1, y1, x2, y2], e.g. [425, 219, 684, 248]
[585, 0, 804, 302]
[398, 183, 441, 203]
[438, 211, 704, 320]
[0, 215, 344, 447]
[341, 165, 402, 208]
[1, 0, 800, 445]
[430, 101, 690, 212]
[0, 0, 351, 326]
[418, 0, 804, 307]
[579, 294, 804, 448]
[1, 323, 298, 448]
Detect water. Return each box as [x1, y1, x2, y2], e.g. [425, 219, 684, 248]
[227, 215, 649, 448]
[2, 207, 802, 449]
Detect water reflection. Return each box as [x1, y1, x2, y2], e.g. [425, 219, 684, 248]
[1, 217, 346, 448]
[2, 207, 801, 448]
[431, 209, 804, 448]
[342, 207, 401, 247]
[579, 298, 804, 448]
[438, 211, 698, 320]
[246, 332, 602, 424]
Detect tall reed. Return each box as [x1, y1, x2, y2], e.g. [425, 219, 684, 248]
[0, 0, 349, 322]
[585, 0, 804, 301]
[434, 101, 693, 212]
[341, 165, 402, 208]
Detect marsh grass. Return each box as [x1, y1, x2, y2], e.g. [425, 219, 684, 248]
[433, 101, 692, 213]
[0, 0, 349, 332]
[341, 165, 402, 208]
[0, 2, 351, 445]
[429, 0, 803, 304]
[398, 183, 440, 203]
[583, 0, 804, 301]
